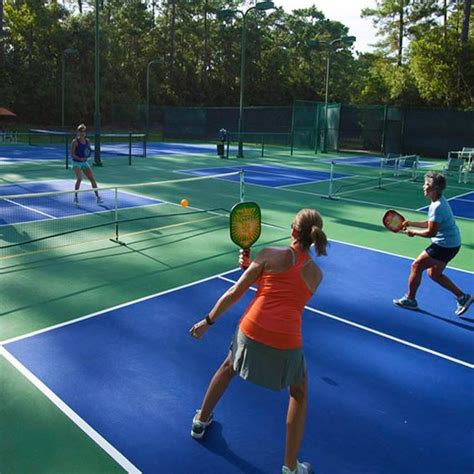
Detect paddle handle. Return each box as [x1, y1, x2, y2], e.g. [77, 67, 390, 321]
[239, 249, 251, 270]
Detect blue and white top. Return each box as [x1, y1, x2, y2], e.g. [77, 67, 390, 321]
[428, 196, 461, 248]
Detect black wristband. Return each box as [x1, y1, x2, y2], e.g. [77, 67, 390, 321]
[205, 314, 215, 325]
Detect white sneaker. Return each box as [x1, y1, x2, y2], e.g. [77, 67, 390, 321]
[456, 293, 473, 316]
[190, 410, 213, 439]
[393, 295, 418, 310]
[282, 460, 313, 474]
[73, 196, 79, 206]
[96, 195, 104, 204]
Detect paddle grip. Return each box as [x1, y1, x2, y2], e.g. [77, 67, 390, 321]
[239, 249, 251, 270]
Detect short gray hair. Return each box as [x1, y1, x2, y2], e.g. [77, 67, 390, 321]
[424, 171, 446, 193]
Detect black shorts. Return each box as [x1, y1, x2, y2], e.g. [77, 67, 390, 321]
[426, 243, 460, 263]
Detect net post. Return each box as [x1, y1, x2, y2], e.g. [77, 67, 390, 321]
[128, 132, 132, 166]
[261, 134, 264, 157]
[143, 134, 147, 159]
[381, 104, 388, 155]
[226, 139, 230, 159]
[328, 160, 335, 198]
[412, 155, 419, 180]
[114, 187, 119, 241]
[378, 156, 385, 188]
[239, 169, 245, 202]
[65, 134, 69, 169]
[290, 131, 294, 156]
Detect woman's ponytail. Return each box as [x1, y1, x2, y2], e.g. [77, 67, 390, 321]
[293, 208, 328, 255]
[310, 225, 327, 256]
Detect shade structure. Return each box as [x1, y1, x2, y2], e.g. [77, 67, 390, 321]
[0, 107, 16, 117]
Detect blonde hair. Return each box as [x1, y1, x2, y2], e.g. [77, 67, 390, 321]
[292, 208, 328, 256]
[77, 123, 86, 132]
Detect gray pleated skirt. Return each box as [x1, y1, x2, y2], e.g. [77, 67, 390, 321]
[229, 328, 307, 391]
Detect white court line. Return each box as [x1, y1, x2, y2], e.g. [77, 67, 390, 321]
[0, 257, 472, 468]
[329, 237, 473, 275]
[217, 275, 474, 369]
[0, 268, 238, 346]
[3, 198, 56, 219]
[0, 179, 165, 228]
[0, 347, 141, 474]
[257, 220, 473, 275]
[447, 190, 474, 201]
[417, 190, 474, 219]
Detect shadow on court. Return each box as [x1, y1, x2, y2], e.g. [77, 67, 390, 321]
[196, 422, 266, 474]
[415, 308, 474, 331]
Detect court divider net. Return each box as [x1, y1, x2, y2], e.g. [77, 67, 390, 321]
[28, 129, 147, 167]
[0, 171, 244, 260]
[327, 155, 420, 199]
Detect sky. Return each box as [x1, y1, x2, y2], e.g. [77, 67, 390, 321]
[274, 0, 379, 53]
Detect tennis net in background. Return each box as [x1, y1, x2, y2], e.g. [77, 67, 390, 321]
[224, 132, 294, 158]
[29, 129, 147, 166]
[327, 155, 420, 198]
[0, 171, 244, 260]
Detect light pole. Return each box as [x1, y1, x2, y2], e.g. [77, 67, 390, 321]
[61, 48, 78, 127]
[93, 0, 102, 166]
[146, 59, 161, 136]
[218, 1, 274, 158]
[308, 36, 355, 153]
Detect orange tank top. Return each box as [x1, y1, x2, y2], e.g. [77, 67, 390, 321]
[239, 247, 313, 349]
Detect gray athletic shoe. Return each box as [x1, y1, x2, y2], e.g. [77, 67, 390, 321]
[190, 410, 213, 439]
[96, 195, 104, 204]
[455, 294, 473, 316]
[393, 295, 418, 310]
[73, 196, 79, 206]
[282, 461, 313, 474]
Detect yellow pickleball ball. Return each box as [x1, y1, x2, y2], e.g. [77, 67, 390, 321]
[181, 199, 189, 208]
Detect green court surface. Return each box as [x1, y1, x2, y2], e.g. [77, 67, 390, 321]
[1, 146, 472, 473]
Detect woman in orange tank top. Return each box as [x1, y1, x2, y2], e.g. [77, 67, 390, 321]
[189, 209, 327, 474]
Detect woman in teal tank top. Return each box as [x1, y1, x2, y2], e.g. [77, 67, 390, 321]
[393, 171, 472, 317]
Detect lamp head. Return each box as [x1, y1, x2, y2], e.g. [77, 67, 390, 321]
[217, 9, 236, 20]
[255, 1, 274, 10]
[343, 35, 356, 45]
[308, 39, 323, 49]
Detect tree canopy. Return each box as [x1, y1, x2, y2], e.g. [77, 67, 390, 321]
[0, 0, 472, 126]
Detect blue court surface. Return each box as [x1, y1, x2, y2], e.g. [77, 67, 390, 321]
[0, 142, 218, 161]
[148, 142, 219, 156]
[418, 191, 474, 220]
[0, 144, 142, 162]
[179, 164, 349, 188]
[0, 144, 65, 161]
[2, 241, 472, 473]
[0, 180, 161, 226]
[321, 156, 434, 168]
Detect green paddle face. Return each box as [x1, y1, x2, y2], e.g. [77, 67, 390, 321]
[229, 201, 261, 250]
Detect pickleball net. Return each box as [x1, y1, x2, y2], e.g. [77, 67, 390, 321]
[0, 171, 244, 260]
[29, 129, 147, 166]
[326, 155, 420, 198]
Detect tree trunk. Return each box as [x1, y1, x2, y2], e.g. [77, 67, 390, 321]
[0, 0, 3, 65]
[461, 0, 472, 45]
[203, 0, 209, 85]
[397, 0, 404, 67]
[443, 0, 447, 45]
[168, 0, 176, 79]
